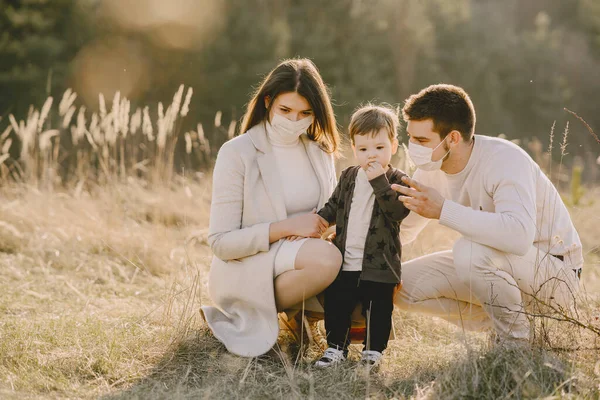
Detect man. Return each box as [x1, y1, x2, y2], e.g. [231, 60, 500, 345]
[392, 84, 582, 342]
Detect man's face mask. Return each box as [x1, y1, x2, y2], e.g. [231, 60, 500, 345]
[408, 135, 450, 171]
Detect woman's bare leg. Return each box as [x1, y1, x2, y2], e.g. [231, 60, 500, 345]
[274, 239, 342, 311]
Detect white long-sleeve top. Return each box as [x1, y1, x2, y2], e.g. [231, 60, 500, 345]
[342, 168, 375, 271]
[400, 135, 583, 268]
[266, 122, 320, 217]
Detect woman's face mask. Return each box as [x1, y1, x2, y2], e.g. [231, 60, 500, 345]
[408, 135, 450, 171]
[266, 92, 314, 144]
[270, 112, 314, 140]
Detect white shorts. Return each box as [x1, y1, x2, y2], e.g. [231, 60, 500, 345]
[273, 238, 309, 278]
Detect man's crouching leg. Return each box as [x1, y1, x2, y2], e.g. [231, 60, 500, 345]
[394, 249, 492, 332]
[452, 237, 530, 341]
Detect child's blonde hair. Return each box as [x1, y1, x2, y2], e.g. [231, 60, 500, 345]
[349, 104, 400, 145]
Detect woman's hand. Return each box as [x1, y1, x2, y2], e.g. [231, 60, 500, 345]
[269, 209, 328, 243]
[286, 210, 328, 238]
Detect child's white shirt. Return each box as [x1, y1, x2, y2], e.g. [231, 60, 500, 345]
[342, 168, 375, 271]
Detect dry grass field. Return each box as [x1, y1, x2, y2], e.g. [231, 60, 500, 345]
[0, 177, 598, 399]
[1, 89, 599, 398]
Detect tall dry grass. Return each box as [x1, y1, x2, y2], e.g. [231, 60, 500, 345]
[0, 86, 219, 189]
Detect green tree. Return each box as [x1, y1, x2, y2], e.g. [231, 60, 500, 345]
[0, 0, 91, 117]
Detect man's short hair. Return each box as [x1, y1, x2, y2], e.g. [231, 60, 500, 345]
[349, 104, 399, 144]
[402, 84, 476, 142]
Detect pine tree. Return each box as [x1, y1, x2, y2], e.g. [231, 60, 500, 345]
[0, 0, 90, 117]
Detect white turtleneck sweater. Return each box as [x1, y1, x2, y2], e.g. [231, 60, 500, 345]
[266, 122, 321, 217]
[400, 135, 583, 268]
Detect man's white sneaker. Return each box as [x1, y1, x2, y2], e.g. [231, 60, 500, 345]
[314, 347, 346, 367]
[360, 350, 382, 368]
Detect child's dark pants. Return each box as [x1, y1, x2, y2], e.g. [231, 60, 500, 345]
[324, 271, 396, 353]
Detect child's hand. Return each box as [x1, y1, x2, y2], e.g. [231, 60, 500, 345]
[325, 231, 336, 242]
[365, 161, 385, 180]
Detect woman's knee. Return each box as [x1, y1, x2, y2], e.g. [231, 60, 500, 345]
[296, 239, 341, 280]
[317, 242, 342, 281]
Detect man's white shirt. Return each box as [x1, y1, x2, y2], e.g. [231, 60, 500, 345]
[400, 135, 583, 268]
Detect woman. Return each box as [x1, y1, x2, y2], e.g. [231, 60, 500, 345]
[201, 59, 343, 357]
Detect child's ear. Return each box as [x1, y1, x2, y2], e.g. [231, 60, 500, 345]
[391, 138, 399, 155]
[264, 95, 271, 109]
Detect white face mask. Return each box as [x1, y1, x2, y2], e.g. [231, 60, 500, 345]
[269, 113, 314, 144]
[408, 136, 450, 171]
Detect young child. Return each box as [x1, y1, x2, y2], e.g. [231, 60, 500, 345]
[315, 104, 410, 368]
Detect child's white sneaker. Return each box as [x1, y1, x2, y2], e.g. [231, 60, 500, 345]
[360, 350, 382, 368]
[314, 347, 346, 367]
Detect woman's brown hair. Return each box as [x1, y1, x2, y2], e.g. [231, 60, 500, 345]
[240, 58, 340, 154]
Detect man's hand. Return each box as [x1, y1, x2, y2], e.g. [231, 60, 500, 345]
[391, 176, 445, 219]
[364, 161, 385, 180]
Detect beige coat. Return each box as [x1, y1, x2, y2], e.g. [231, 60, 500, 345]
[201, 122, 336, 357]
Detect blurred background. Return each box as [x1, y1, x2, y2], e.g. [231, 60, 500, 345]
[1, 0, 599, 185]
